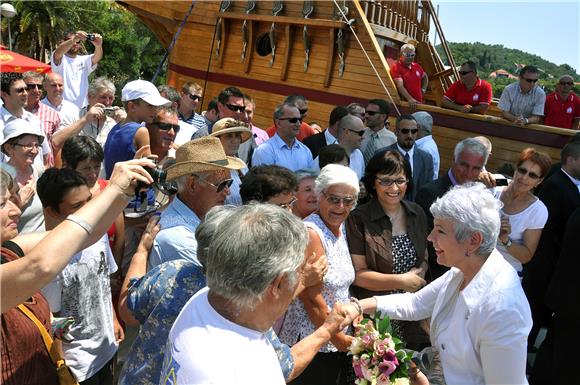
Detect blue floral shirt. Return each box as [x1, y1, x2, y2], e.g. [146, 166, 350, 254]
[119, 260, 293, 385]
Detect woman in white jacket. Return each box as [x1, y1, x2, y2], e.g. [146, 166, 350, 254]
[347, 183, 532, 385]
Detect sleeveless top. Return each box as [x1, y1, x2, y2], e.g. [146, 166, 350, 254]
[1, 244, 59, 385]
[279, 213, 355, 352]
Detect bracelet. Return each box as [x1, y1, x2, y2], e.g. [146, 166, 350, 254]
[349, 297, 363, 316]
[65, 214, 93, 235]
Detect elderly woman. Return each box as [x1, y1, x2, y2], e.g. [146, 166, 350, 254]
[279, 164, 359, 385]
[293, 169, 318, 219]
[210, 117, 252, 205]
[0, 159, 154, 384]
[1, 119, 46, 234]
[240, 165, 298, 210]
[346, 150, 429, 351]
[349, 183, 532, 385]
[493, 148, 551, 273]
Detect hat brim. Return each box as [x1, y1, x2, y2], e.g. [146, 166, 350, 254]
[1, 131, 44, 147]
[210, 127, 252, 143]
[166, 156, 246, 180]
[142, 94, 171, 107]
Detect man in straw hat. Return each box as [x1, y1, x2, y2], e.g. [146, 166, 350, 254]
[210, 117, 251, 205]
[148, 136, 246, 270]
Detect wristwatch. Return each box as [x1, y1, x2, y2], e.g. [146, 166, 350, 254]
[502, 237, 512, 248]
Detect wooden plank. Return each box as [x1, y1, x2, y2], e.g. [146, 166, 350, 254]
[220, 12, 346, 28]
[280, 24, 293, 80]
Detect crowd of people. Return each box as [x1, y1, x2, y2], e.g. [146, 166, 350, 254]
[1, 30, 580, 385]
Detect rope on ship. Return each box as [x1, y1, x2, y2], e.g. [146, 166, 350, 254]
[332, 0, 402, 116]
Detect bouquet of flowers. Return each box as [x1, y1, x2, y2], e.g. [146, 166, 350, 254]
[349, 312, 413, 385]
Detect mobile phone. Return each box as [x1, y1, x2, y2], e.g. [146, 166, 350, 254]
[496, 178, 509, 186]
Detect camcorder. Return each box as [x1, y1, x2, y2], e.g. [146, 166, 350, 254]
[133, 158, 178, 214]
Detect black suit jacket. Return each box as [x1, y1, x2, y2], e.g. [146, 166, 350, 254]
[415, 171, 454, 282]
[523, 169, 580, 314]
[303, 131, 329, 159]
[376, 144, 434, 201]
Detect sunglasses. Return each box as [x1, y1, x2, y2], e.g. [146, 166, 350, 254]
[188, 94, 201, 101]
[13, 142, 41, 150]
[516, 167, 541, 180]
[365, 110, 380, 116]
[26, 84, 43, 91]
[376, 177, 408, 187]
[152, 123, 180, 133]
[278, 117, 302, 124]
[458, 70, 473, 76]
[198, 177, 234, 192]
[225, 103, 246, 113]
[299, 108, 308, 115]
[322, 191, 356, 207]
[402, 52, 415, 58]
[400, 128, 418, 134]
[348, 128, 365, 137]
[522, 78, 539, 83]
[13, 87, 27, 94]
[559, 81, 573, 86]
[277, 197, 297, 210]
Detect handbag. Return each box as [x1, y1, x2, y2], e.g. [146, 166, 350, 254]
[17, 304, 79, 385]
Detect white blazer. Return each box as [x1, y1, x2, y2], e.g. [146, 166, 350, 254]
[376, 249, 531, 385]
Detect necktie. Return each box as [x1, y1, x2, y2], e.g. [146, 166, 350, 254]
[363, 133, 378, 164]
[404, 152, 412, 177]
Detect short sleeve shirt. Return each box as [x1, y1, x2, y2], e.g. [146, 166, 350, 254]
[498, 82, 546, 118]
[444, 79, 492, 106]
[50, 52, 95, 109]
[390, 61, 425, 102]
[543, 92, 580, 129]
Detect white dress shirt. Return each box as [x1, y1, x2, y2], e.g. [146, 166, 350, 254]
[375, 249, 531, 385]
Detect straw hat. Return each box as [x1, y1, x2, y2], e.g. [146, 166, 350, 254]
[210, 118, 252, 143]
[166, 136, 246, 180]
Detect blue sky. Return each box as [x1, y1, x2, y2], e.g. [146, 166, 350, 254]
[431, 1, 580, 74]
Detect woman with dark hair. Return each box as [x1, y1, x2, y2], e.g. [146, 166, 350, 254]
[239, 165, 298, 210]
[346, 150, 430, 350]
[493, 147, 551, 274]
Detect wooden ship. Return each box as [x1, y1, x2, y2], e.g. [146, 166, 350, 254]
[119, 0, 576, 173]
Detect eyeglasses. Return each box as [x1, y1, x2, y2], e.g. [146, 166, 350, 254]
[400, 128, 418, 135]
[516, 167, 541, 180]
[277, 197, 297, 210]
[559, 81, 573, 86]
[26, 84, 43, 91]
[152, 122, 180, 133]
[458, 70, 473, 76]
[299, 108, 308, 115]
[188, 94, 201, 101]
[365, 110, 380, 116]
[322, 191, 356, 207]
[376, 177, 408, 187]
[197, 177, 234, 192]
[13, 87, 27, 94]
[348, 128, 365, 137]
[225, 103, 246, 113]
[13, 142, 41, 150]
[522, 78, 538, 83]
[402, 52, 415, 58]
[278, 117, 302, 124]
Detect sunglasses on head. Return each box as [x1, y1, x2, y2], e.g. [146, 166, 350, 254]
[322, 191, 357, 207]
[522, 78, 538, 83]
[376, 177, 408, 187]
[400, 128, 418, 134]
[152, 123, 180, 133]
[225, 103, 246, 113]
[278, 117, 302, 124]
[26, 84, 43, 91]
[348, 128, 365, 137]
[188, 94, 201, 101]
[458, 70, 473, 76]
[516, 167, 541, 180]
[365, 110, 380, 116]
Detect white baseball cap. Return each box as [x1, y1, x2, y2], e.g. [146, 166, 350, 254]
[1, 118, 45, 148]
[121, 79, 170, 106]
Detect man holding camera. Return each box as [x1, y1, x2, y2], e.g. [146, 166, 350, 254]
[51, 30, 103, 109]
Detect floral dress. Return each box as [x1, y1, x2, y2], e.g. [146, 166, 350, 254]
[279, 213, 355, 352]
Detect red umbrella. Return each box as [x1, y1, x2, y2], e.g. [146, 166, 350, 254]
[0, 45, 51, 73]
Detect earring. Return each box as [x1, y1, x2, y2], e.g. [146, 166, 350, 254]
[464, 250, 469, 257]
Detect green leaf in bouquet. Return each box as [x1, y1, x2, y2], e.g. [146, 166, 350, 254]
[377, 314, 392, 335]
[396, 349, 407, 360]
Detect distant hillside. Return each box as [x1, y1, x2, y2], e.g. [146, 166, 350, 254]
[436, 42, 579, 80]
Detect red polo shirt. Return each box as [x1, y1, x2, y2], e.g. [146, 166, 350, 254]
[444, 78, 492, 106]
[543, 92, 580, 129]
[266, 121, 317, 142]
[390, 61, 425, 102]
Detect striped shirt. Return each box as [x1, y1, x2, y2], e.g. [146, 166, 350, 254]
[498, 82, 546, 118]
[28, 102, 60, 166]
[178, 112, 208, 138]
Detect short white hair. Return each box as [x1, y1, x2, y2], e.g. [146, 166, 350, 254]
[314, 164, 359, 196]
[430, 183, 501, 257]
[401, 43, 416, 52]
